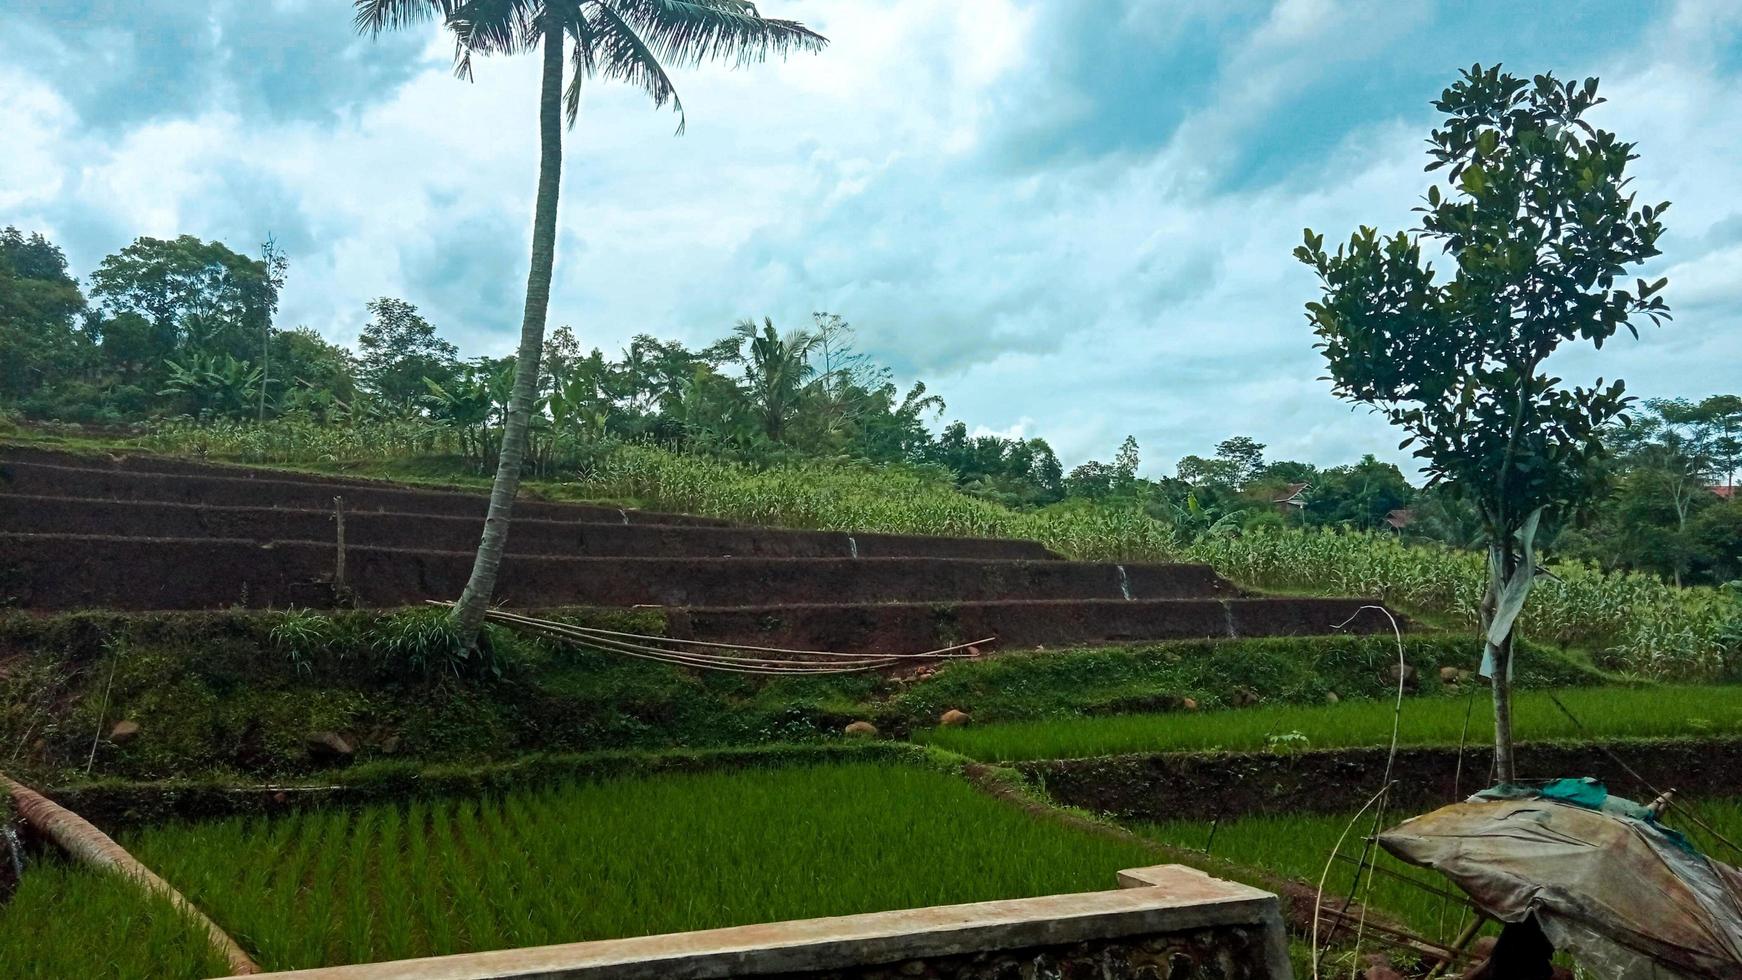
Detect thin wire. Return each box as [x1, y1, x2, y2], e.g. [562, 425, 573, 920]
[484, 607, 990, 667]
[472, 606, 991, 676]
[1312, 780, 1397, 980]
[1315, 605, 1409, 974]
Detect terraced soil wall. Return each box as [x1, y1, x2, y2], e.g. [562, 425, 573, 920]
[0, 460, 728, 526]
[0, 533, 1229, 610]
[1, 445, 1397, 650]
[5, 495, 1055, 560]
[1023, 737, 1742, 821]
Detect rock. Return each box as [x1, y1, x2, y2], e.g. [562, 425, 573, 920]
[898, 960, 927, 976]
[1388, 663, 1419, 690]
[1232, 688, 1260, 707]
[1180, 697, 1199, 712]
[380, 735, 402, 755]
[843, 720, 879, 738]
[1362, 953, 1404, 980]
[939, 709, 971, 726]
[1325, 691, 1340, 704]
[305, 731, 354, 761]
[108, 720, 141, 744]
[1439, 665, 1462, 683]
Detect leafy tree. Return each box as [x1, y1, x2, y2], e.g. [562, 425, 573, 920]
[1643, 395, 1742, 490]
[357, 0, 826, 645]
[1307, 455, 1415, 529]
[355, 297, 460, 406]
[1695, 395, 1742, 489]
[1112, 436, 1141, 495]
[1296, 65, 1670, 781]
[1064, 460, 1118, 500]
[1689, 501, 1742, 584]
[273, 327, 359, 418]
[1174, 453, 1238, 489]
[87, 235, 277, 381]
[1214, 436, 1266, 488]
[0, 227, 89, 401]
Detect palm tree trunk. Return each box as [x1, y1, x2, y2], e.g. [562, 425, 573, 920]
[450, 16, 564, 644]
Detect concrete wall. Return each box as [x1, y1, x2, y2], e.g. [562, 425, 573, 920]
[233, 865, 1290, 980]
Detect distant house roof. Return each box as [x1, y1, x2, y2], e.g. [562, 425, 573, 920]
[1385, 508, 1416, 530]
[1712, 485, 1737, 500]
[1273, 482, 1310, 507]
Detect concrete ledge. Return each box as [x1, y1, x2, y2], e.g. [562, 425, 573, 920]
[230, 865, 1290, 979]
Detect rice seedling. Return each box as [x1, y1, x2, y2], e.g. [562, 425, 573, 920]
[1, 763, 1157, 977]
[0, 863, 228, 980]
[916, 684, 1742, 761]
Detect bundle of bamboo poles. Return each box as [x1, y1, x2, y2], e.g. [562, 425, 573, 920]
[428, 601, 991, 674]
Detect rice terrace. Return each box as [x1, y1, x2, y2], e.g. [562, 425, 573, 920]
[3, 2, 1741, 979]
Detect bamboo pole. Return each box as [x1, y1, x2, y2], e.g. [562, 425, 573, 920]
[2, 775, 259, 975]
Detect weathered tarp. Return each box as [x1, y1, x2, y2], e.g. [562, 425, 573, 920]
[1379, 785, 1742, 980]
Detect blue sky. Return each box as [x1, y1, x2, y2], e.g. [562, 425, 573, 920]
[3, 0, 1738, 473]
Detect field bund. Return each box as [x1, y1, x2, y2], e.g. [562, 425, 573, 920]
[235, 865, 1287, 980]
[0, 446, 1394, 650]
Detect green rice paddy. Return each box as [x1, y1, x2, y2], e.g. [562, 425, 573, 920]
[0, 763, 1157, 978]
[916, 684, 1742, 761]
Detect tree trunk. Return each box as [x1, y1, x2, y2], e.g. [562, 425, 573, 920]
[1489, 628, 1516, 784]
[1479, 508, 1542, 786]
[450, 17, 564, 645]
[1477, 556, 1516, 785]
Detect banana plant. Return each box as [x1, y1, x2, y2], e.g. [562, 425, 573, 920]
[158, 352, 263, 418]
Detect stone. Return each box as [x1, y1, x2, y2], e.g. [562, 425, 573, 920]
[1180, 697, 1199, 712]
[1439, 666, 1462, 683]
[380, 735, 402, 755]
[1388, 663, 1419, 690]
[844, 720, 879, 738]
[1232, 688, 1259, 707]
[898, 959, 927, 976]
[109, 719, 141, 744]
[939, 709, 971, 727]
[1362, 953, 1404, 980]
[305, 730, 354, 761]
[1325, 692, 1340, 704]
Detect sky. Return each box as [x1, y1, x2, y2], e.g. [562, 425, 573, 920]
[3, 0, 1739, 475]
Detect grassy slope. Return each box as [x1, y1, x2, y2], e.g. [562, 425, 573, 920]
[917, 684, 1742, 761]
[3, 609, 1600, 783]
[0, 763, 1157, 977]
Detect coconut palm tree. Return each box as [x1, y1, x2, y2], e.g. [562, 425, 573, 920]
[732, 316, 819, 443]
[356, 1, 826, 643]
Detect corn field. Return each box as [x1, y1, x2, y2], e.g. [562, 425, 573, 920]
[138, 421, 1740, 679]
[1189, 530, 1740, 679]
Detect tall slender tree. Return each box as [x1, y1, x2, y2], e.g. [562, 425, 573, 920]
[357, 1, 826, 643]
[1297, 66, 1669, 782]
